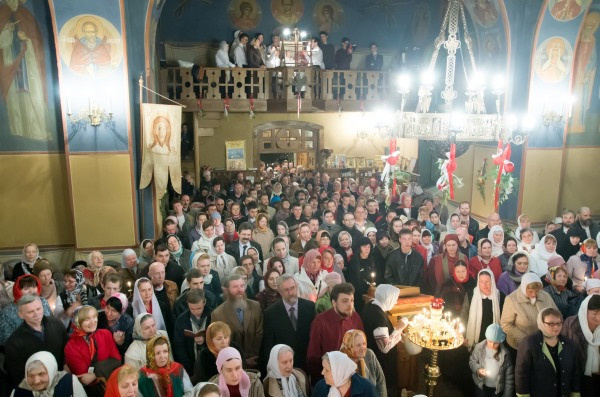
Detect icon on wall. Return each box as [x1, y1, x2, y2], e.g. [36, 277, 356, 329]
[225, 140, 247, 171]
[549, 0, 591, 22]
[58, 14, 123, 78]
[228, 0, 262, 31]
[313, 0, 343, 33]
[534, 36, 573, 83]
[272, 0, 304, 26]
[464, 0, 499, 27]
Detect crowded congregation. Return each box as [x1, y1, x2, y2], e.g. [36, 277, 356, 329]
[1, 0, 600, 396]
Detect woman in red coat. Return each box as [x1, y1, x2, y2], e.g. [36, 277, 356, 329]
[64, 305, 121, 394]
[468, 238, 502, 282]
[427, 234, 468, 296]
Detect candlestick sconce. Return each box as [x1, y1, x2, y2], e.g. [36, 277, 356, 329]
[66, 95, 113, 127]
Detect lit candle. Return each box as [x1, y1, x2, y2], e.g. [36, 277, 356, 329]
[371, 272, 375, 283]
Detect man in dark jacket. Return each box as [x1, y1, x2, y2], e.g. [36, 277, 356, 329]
[551, 209, 581, 260]
[4, 295, 68, 390]
[261, 275, 315, 375]
[474, 212, 501, 246]
[571, 206, 599, 240]
[458, 201, 480, 238]
[335, 38, 353, 69]
[225, 222, 263, 263]
[385, 228, 424, 287]
[172, 289, 211, 378]
[365, 43, 383, 71]
[319, 32, 335, 69]
[173, 269, 219, 319]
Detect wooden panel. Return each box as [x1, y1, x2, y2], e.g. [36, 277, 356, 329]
[521, 149, 562, 222]
[559, 148, 600, 215]
[69, 154, 136, 248]
[0, 154, 74, 248]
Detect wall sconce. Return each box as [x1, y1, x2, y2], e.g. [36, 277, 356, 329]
[66, 94, 113, 127]
[541, 96, 574, 127]
[502, 113, 535, 145]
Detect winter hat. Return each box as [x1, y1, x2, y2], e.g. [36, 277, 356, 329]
[585, 278, 600, 292]
[547, 256, 566, 269]
[484, 323, 506, 343]
[211, 212, 222, 220]
[324, 272, 342, 289]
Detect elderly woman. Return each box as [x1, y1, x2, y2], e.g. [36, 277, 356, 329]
[117, 249, 139, 293]
[567, 238, 599, 292]
[131, 278, 169, 333]
[516, 307, 581, 396]
[11, 351, 86, 397]
[561, 294, 600, 395]
[82, 250, 105, 290]
[125, 313, 172, 370]
[529, 235, 562, 277]
[56, 269, 91, 327]
[488, 225, 505, 257]
[501, 273, 558, 358]
[252, 213, 275, 256]
[32, 258, 63, 313]
[105, 364, 139, 397]
[138, 336, 193, 396]
[209, 347, 264, 396]
[340, 330, 387, 396]
[362, 284, 410, 396]
[194, 321, 245, 383]
[11, 243, 41, 281]
[294, 249, 328, 302]
[313, 351, 377, 397]
[469, 238, 502, 281]
[98, 293, 134, 356]
[469, 324, 514, 397]
[263, 344, 309, 397]
[543, 259, 582, 318]
[497, 251, 530, 296]
[64, 306, 121, 392]
[466, 269, 503, 349]
[167, 234, 192, 272]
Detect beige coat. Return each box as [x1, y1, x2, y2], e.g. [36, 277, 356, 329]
[500, 288, 558, 349]
[252, 228, 275, 258]
[263, 368, 309, 397]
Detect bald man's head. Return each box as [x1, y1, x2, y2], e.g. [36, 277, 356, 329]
[148, 262, 166, 288]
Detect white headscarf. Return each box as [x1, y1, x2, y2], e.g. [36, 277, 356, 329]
[488, 225, 505, 257]
[578, 295, 600, 376]
[446, 213, 459, 234]
[21, 243, 40, 274]
[192, 252, 213, 284]
[520, 273, 543, 304]
[530, 235, 561, 276]
[325, 351, 357, 397]
[372, 284, 400, 312]
[267, 344, 299, 397]
[466, 269, 501, 348]
[19, 351, 65, 397]
[514, 214, 527, 242]
[131, 278, 166, 331]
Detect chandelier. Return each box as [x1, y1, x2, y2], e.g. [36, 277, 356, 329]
[406, 298, 464, 397]
[373, 0, 525, 143]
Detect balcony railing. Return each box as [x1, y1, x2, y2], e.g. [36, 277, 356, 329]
[159, 66, 392, 111]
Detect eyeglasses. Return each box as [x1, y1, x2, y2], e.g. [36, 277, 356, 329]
[543, 321, 563, 327]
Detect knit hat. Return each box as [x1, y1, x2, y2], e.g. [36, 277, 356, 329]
[547, 256, 566, 269]
[364, 227, 377, 237]
[484, 323, 506, 343]
[324, 272, 342, 289]
[585, 278, 600, 292]
[376, 230, 390, 242]
[32, 258, 52, 277]
[444, 234, 460, 246]
[211, 212, 222, 220]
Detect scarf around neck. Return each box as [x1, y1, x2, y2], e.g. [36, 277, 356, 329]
[578, 295, 600, 376]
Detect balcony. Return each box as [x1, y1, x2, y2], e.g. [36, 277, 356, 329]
[159, 66, 392, 113]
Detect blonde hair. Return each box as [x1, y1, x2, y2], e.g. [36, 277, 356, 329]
[584, 238, 598, 250]
[117, 364, 139, 383]
[75, 305, 98, 328]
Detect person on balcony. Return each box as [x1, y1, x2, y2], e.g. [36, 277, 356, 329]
[215, 41, 235, 68]
[335, 38, 353, 70]
[234, 33, 248, 68]
[365, 43, 383, 71]
[247, 35, 266, 68]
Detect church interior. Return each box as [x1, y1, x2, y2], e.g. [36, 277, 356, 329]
[0, 0, 599, 396]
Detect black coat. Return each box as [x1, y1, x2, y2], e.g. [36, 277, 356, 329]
[261, 298, 315, 374]
[571, 220, 600, 241]
[4, 316, 68, 389]
[173, 310, 210, 377]
[97, 311, 134, 357]
[173, 288, 219, 321]
[347, 255, 375, 313]
[192, 341, 244, 384]
[139, 260, 186, 290]
[365, 53, 383, 71]
[384, 247, 424, 288]
[225, 241, 264, 264]
[515, 331, 581, 396]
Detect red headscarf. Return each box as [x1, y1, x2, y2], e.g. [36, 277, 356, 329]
[12, 274, 42, 303]
[319, 247, 336, 273]
[105, 365, 137, 397]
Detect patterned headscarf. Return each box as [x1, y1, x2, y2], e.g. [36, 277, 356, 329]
[64, 270, 85, 305]
[340, 330, 368, 377]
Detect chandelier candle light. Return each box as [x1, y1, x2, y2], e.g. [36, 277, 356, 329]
[406, 298, 464, 397]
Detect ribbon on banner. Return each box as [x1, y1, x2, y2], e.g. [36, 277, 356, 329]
[492, 140, 514, 211]
[249, 94, 255, 118]
[224, 96, 230, 118]
[436, 143, 457, 199]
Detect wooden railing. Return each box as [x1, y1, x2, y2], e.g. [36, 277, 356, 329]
[159, 66, 392, 110]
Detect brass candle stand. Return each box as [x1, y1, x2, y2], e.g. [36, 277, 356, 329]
[405, 298, 464, 397]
